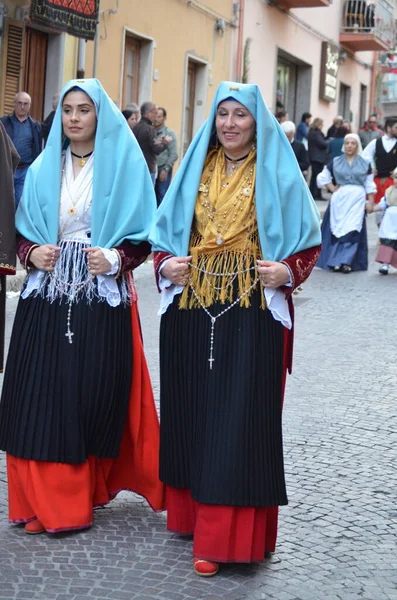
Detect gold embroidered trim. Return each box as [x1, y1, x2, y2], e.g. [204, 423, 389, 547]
[0, 262, 16, 271]
[295, 250, 320, 283]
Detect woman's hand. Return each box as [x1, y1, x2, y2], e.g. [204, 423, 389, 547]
[365, 200, 374, 214]
[328, 184, 340, 193]
[82, 247, 111, 276]
[257, 260, 291, 288]
[161, 256, 192, 286]
[30, 244, 61, 271]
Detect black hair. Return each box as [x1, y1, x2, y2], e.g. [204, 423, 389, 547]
[301, 112, 311, 122]
[158, 107, 167, 118]
[335, 126, 348, 138]
[122, 109, 133, 120]
[384, 117, 397, 130]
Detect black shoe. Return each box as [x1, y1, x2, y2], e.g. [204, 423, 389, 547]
[379, 265, 389, 275]
[340, 264, 352, 274]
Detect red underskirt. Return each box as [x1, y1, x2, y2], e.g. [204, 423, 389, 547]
[165, 486, 279, 563]
[375, 177, 393, 204]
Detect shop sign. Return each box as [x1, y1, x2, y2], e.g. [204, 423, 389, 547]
[319, 42, 339, 102]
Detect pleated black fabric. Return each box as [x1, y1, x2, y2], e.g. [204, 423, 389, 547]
[0, 292, 132, 464]
[159, 286, 288, 507]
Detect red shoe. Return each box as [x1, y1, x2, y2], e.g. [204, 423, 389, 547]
[25, 519, 45, 534]
[193, 558, 219, 577]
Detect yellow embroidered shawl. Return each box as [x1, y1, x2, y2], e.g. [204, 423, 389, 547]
[180, 147, 265, 309]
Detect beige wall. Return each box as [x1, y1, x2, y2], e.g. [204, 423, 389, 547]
[244, 0, 374, 132]
[83, 0, 236, 150]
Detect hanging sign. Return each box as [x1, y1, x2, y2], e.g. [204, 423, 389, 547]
[319, 42, 339, 102]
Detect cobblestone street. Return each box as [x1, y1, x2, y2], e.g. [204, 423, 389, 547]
[0, 213, 396, 600]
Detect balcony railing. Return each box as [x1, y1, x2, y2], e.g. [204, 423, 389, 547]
[277, 0, 330, 8]
[340, 0, 395, 51]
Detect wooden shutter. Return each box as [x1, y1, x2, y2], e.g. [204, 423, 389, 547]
[1, 20, 24, 115]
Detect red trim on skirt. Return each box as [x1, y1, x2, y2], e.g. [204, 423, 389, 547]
[165, 486, 278, 563]
[375, 244, 397, 268]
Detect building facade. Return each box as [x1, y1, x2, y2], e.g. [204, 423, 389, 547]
[0, 0, 77, 121]
[83, 0, 238, 155]
[243, 0, 396, 131]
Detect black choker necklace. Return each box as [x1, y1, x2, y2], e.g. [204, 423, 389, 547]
[71, 150, 94, 167]
[224, 152, 250, 163]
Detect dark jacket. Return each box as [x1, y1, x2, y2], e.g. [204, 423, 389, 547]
[41, 110, 56, 144]
[0, 114, 42, 163]
[327, 137, 345, 161]
[308, 129, 327, 164]
[133, 117, 168, 174]
[291, 140, 310, 172]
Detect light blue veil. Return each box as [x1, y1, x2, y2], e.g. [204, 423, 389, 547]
[16, 78, 156, 248]
[150, 81, 321, 260]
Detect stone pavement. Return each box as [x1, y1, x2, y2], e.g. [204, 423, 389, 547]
[0, 213, 396, 600]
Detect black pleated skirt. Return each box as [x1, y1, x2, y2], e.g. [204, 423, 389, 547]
[0, 291, 132, 464]
[159, 286, 288, 507]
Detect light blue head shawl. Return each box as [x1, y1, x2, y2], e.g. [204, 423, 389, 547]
[16, 78, 156, 248]
[150, 81, 320, 261]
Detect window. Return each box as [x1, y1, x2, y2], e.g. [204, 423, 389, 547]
[123, 37, 141, 107]
[183, 61, 197, 154]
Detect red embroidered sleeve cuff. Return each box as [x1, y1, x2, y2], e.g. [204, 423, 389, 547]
[280, 244, 321, 299]
[153, 251, 173, 292]
[16, 235, 39, 270]
[113, 241, 151, 278]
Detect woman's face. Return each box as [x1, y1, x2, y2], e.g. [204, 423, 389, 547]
[62, 90, 97, 144]
[215, 100, 256, 156]
[344, 138, 358, 156]
[127, 113, 137, 130]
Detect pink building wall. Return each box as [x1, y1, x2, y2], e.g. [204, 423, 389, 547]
[243, 0, 374, 132]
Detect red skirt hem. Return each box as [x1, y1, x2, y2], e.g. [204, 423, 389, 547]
[165, 486, 279, 563]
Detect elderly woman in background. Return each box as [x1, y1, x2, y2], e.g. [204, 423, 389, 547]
[150, 82, 321, 577]
[308, 118, 328, 200]
[317, 133, 375, 273]
[281, 121, 310, 175]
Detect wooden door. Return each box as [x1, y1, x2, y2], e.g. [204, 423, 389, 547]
[123, 37, 141, 108]
[183, 61, 197, 154]
[23, 27, 48, 121]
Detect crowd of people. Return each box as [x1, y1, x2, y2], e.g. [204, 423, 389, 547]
[0, 92, 179, 212]
[0, 78, 395, 583]
[277, 105, 397, 276]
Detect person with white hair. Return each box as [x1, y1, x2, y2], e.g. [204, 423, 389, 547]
[316, 133, 376, 273]
[281, 121, 310, 173]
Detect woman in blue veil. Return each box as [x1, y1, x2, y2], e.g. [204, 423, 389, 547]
[150, 81, 321, 576]
[0, 79, 164, 533]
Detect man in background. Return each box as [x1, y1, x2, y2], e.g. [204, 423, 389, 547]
[359, 114, 382, 149]
[154, 107, 178, 206]
[1, 92, 42, 207]
[42, 93, 60, 145]
[133, 102, 172, 184]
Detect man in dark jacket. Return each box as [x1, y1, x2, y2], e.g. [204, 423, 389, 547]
[133, 102, 172, 184]
[41, 93, 60, 145]
[281, 121, 310, 174]
[1, 92, 42, 208]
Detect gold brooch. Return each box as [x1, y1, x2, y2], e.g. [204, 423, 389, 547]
[242, 187, 251, 196]
[229, 86, 240, 91]
[199, 183, 208, 194]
